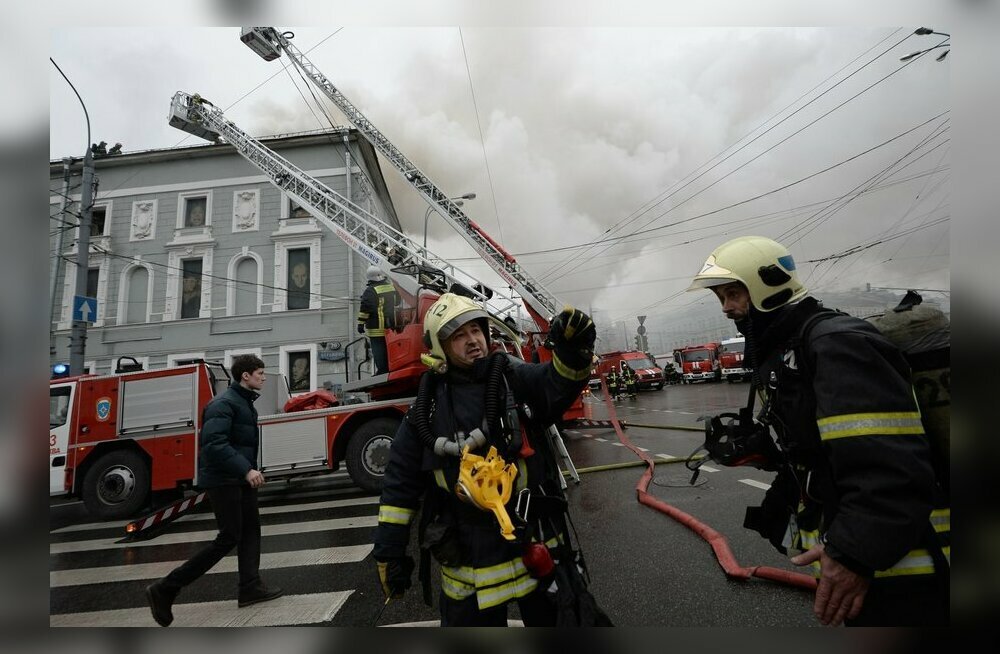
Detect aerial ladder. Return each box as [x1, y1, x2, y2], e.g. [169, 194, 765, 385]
[239, 27, 562, 331]
[167, 91, 581, 484]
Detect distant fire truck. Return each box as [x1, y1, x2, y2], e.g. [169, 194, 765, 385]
[719, 336, 751, 383]
[673, 342, 722, 383]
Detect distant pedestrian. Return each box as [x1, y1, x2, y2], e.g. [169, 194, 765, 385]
[145, 354, 283, 626]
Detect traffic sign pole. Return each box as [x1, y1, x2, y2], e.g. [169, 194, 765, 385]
[70, 150, 96, 376]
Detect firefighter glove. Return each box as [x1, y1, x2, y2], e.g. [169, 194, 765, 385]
[376, 556, 414, 600]
[546, 307, 597, 372]
[357, 323, 365, 334]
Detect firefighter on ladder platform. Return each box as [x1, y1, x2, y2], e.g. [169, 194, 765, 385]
[357, 265, 399, 376]
[372, 294, 611, 626]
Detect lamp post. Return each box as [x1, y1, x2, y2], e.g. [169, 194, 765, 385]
[52, 58, 97, 377]
[900, 27, 950, 62]
[423, 192, 477, 248]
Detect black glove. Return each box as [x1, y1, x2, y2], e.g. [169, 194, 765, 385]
[376, 556, 414, 599]
[357, 323, 365, 335]
[546, 307, 597, 371]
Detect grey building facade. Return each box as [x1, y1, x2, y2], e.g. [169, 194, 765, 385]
[49, 128, 400, 393]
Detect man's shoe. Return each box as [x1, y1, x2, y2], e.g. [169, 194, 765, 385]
[145, 582, 175, 627]
[238, 585, 284, 608]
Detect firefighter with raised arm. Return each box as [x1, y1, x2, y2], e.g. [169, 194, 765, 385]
[687, 235, 949, 626]
[357, 265, 399, 376]
[372, 293, 611, 626]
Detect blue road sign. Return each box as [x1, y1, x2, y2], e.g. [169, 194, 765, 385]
[73, 295, 98, 323]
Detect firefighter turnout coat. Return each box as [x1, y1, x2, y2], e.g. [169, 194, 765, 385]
[746, 297, 949, 582]
[373, 354, 588, 611]
[357, 280, 398, 337]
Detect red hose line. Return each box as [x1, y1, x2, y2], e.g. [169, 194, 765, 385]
[596, 378, 816, 591]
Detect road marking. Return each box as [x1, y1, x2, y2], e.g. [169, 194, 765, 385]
[50, 591, 353, 627]
[50, 515, 378, 555]
[655, 453, 677, 461]
[610, 442, 624, 447]
[637, 447, 649, 452]
[50, 545, 372, 588]
[699, 465, 720, 473]
[50, 494, 378, 534]
[594, 437, 608, 442]
[738, 479, 771, 490]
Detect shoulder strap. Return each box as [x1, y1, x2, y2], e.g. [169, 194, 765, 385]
[792, 308, 843, 377]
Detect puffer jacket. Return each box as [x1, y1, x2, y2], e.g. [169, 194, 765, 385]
[197, 382, 260, 488]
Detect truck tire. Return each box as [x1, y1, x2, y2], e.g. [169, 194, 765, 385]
[345, 417, 399, 494]
[81, 449, 150, 519]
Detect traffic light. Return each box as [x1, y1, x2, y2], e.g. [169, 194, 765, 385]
[51, 363, 69, 379]
[634, 335, 641, 350]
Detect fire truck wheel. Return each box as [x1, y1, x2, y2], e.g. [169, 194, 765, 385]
[345, 417, 399, 493]
[81, 449, 150, 519]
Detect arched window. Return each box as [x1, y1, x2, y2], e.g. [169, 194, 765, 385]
[125, 266, 150, 324]
[234, 257, 258, 315]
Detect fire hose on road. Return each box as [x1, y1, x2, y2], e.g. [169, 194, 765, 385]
[591, 378, 817, 591]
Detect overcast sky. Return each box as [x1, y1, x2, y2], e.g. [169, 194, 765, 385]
[48, 7, 957, 327]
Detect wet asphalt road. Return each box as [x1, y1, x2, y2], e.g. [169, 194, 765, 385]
[50, 380, 818, 627]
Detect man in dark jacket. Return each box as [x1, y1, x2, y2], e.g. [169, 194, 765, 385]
[688, 235, 949, 626]
[373, 293, 603, 626]
[145, 354, 283, 626]
[357, 265, 399, 375]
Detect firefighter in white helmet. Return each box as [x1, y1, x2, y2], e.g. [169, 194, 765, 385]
[373, 293, 611, 626]
[356, 265, 399, 375]
[689, 235, 948, 626]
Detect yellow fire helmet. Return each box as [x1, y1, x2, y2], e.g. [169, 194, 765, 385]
[687, 235, 808, 312]
[420, 292, 493, 374]
[456, 445, 519, 541]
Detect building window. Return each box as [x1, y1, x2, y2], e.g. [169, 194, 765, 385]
[234, 257, 259, 315]
[181, 259, 203, 319]
[279, 344, 317, 394]
[123, 265, 150, 324]
[184, 196, 208, 228]
[91, 205, 107, 236]
[286, 247, 311, 310]
[289, 199, 311, 220]
[167, 352, 205, 367]
[86, 268, 100, 299]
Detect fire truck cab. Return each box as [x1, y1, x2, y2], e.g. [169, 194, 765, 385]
[719, 336, 751, 383]
[50, 358, 409, 519]
[673, 343, 722, 384]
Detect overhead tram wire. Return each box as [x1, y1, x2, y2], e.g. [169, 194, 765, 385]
[538, 28, 911, 283]
[538, 28, 908, 282]
[459, 27, 505, 248]
[540, 111, 949, 288]
[544, 44, 941, 288]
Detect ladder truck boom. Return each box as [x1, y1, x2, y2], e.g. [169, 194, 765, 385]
[239, 27, 562, 328]
[167, 91, 510, 309]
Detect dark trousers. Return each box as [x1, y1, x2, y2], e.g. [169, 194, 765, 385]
[845, 575, 949, 626]
[439, 586, 557, 626]
[161, 485, 261, 594]
[369, 336, 389, 375]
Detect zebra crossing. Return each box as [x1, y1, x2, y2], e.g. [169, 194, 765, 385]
[50, 476, 385, 627]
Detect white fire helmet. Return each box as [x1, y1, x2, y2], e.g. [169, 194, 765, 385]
[687, 235, 807, 312]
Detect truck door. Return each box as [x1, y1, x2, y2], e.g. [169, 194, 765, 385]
[49, 383, 75, 495]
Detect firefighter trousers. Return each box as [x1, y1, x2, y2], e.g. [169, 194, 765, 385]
[161, 485, 262, 594]
[439, 585, 557, 626]
[369, 336, 389, 376]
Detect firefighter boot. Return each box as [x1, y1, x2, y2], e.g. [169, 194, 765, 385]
[145, 581, 177, 627]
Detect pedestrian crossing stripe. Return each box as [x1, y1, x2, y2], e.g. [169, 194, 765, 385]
[51, 545, 373, 588]
[50, 515, 379, 555]
[50, 591, 354, 627]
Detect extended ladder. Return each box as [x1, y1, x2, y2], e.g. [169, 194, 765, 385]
[240, 27, 562, 325]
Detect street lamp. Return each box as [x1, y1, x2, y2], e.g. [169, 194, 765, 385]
[900, 27, 950, 62]
[423, 193, 477, 248]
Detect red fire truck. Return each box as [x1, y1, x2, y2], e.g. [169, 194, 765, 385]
[719, 336, 751, 383]
[595, 351, 665, 390]
[49, 357, 411, 519]
[673, 343, 722, 384]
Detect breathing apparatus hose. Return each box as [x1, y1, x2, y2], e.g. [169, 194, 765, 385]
[596, 376, 817, 591]
[410, 352, 509, 455]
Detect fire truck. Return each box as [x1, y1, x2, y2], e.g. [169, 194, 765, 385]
[673, 342, 722, 384]
[718, 336, 751, 383]
[595, 351, 665, 390]
[50, 356, 411, 518]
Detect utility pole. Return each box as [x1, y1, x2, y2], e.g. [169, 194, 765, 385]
[50, 158, 73, 353]
[69, 149, 96, 376]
